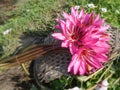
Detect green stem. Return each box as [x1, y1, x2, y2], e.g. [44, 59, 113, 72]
[21, 63, 30, 75]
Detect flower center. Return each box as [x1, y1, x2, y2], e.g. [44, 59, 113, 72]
[81, 48, 93, 57]
[71, 34, 78, 41]
[82, 49, 89, 56]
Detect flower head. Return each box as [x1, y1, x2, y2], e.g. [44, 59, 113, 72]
[95, 80, 109, 90]
[3, 28, 12, 35]
[87, 3, 95, 8]
[52, 6, 110, 75]
[68, 45, 109, 75]
[101, 8, 107, 13]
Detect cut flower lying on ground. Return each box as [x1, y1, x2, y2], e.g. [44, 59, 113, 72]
[52, 6, 110, 75]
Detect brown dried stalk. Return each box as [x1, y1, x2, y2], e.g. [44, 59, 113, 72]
[0, 44, 62, 68]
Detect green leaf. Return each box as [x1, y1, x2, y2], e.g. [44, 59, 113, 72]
[77, 76, 88, 81]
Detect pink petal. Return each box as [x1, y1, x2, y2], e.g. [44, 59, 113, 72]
[96, 54, 108, 62]
[73, 59, 80, 75]
[92, 46, 108, 54]
[95, 19, 105, 27]
[94, 14, 100, 23]
[56, 18, 65, 23]
[69, 15, 76, 24]
[84, 14, 90, 24]
[69, 43, 77, 54]
[86, 56, 102, 69]
[96, 41, 110, 47]
[56, 19, 67, 35]
[55, 24, 61, 29]
[92, 42, 110, 53]
[68, 54, 78, 72]
[79, 59, 86, 75]
[61, 40, 69, 48]
[83, 38, 99, 45]
[66, 20, 72, 34]
[62, 12, 69, 19]
[98, 33, 110, 41]
[60, 21, 67, 35]
[79, 8, 84, 18]
[100, 19, 105, 24]
[71, 7, 78, 17]
[52, 33, 65, 40]
[99, 25, 110, 32]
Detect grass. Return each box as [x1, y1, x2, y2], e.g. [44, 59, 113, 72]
[0, 0, 120, 89]
[0, 0, 68, 59]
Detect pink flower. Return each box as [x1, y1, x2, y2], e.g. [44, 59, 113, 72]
[52, 7, 109, 54]
[52, 6, 110, 75]
[52, 7, 85, 54]
[68, 46, 109, 75]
